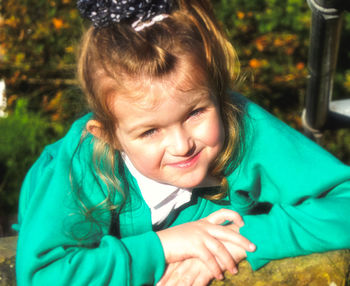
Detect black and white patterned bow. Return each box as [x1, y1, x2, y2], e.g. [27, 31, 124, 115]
[77, 0, 173, 28]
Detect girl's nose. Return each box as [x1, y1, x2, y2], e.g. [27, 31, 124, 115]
[167, 127, 195, 157]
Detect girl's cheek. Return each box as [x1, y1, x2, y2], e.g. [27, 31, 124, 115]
[203, 115, 224, 147]
[218, 119, 225, 147]
[137, 142, 163, 163]
[215, 112, 225, 143]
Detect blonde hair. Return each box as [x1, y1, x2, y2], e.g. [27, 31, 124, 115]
[77, 0, 243, 208]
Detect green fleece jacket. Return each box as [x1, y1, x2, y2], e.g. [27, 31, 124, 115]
[15, 96, 350, 285]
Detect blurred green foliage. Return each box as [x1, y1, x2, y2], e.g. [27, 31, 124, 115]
[0, 99, 66, 218]
[0, 0, 349, 227]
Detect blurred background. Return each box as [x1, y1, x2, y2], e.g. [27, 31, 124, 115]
[0, 0, 349, 236]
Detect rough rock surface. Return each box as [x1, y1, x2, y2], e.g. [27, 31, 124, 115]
[1, 236, 349, 285]
[0, 236, 16, 286]
[212, 250, 350, 286]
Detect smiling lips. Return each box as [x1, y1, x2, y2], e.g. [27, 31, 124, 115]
[168, 151, 202, 168]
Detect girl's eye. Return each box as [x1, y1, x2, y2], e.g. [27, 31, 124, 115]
[140, 128, 158, 138]
[189, 108, 205, 118]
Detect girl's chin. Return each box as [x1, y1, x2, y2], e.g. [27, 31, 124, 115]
[169, 174, 219, 189]
[164, 177, 204, 189]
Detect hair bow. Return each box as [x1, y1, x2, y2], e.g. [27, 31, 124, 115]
[77, 0, 173, 28]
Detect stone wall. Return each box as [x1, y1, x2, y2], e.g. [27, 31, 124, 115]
[0, 236, 16, 286]
[212, 250, 350, 286]
[1, 236, 349, 285]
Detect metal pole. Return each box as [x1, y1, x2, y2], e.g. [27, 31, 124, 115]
[303, 0, 344, 140]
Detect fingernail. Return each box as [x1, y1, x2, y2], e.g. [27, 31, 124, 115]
[218, 274, 224, 280]
[249, 243, 256, 251]
[231, 267, 238, 274]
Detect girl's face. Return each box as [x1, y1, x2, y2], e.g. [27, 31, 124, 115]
[112, 75, 224, 189]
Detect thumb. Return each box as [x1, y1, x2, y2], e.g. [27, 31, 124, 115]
[205, 209, 244, 227]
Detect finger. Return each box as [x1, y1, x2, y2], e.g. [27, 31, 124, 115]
[160, 259, 202, 286]
[196, 241, 224, 280]
[221, 240, 248, 265]
[205, 209, 244, 227]
[205, 223, 256, 252]
[193, 271, 215, 286]
[157, 263, 179, 286]
[202, 235, 237, 275]
[178, 273, 197, 286]
[225, 223, 240, 232]
[224, 223, 256, 251]
[161, 272, 183, 286]
[182, 259, 215, 286]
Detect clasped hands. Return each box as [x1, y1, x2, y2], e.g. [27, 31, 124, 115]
[157, 209, 256, 286]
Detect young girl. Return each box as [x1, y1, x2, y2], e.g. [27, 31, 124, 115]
[15, 0, 350, 285]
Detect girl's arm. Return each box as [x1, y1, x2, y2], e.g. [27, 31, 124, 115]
[16, 146, 165, 286]
[234, 100, 350, 270]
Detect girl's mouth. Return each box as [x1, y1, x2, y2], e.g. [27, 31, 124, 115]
[168, 151, 201, 169]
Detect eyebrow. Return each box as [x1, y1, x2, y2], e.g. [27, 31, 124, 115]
[125, 92, 212, 135]
[125, 120, 165, 138]
[177, 87, 211, 99]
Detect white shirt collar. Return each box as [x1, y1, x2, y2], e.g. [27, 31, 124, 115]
[122, 153, 193, 225]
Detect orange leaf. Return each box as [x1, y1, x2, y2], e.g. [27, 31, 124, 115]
[65, 46, 74, 53]
[52, 18, 64, 30]
[296, 62, 305, 70]
[249, 58, 262, 69]
[255, 36, 268, 52]
[237, 12, 245, 20]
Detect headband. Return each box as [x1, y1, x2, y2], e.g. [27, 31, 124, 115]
[77, 0, 173, 29]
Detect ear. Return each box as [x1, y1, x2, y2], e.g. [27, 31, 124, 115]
[86, 119, 104, 139]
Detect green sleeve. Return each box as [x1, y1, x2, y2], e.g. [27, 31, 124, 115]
[234, 101, 350, 270]
[16, 117, 165, 286]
